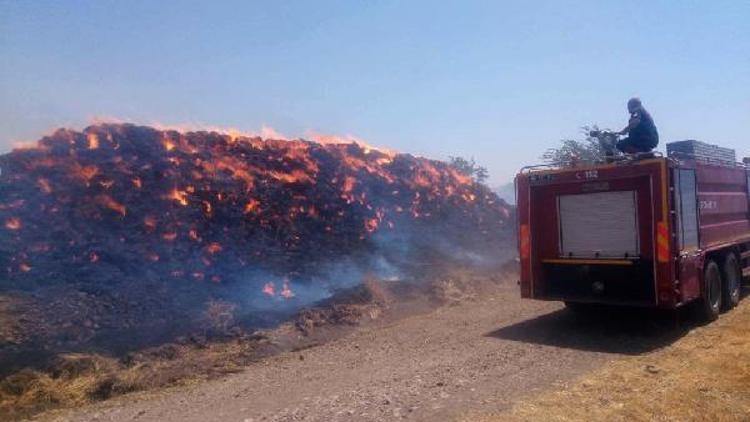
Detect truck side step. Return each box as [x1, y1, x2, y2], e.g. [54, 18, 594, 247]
[741, 250, 750, 260]
[744, 267, 750, 278]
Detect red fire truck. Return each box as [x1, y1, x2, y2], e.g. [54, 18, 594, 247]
[516, 142, 750, 321]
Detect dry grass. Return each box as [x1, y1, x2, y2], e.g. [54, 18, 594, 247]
[467, 301, 750, 422]
[0, 337, 261, 421]
[201, 299, 238, 334]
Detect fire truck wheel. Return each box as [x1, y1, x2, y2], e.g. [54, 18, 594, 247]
[698, 260, 722, 322]
[722, 253, 741, 310]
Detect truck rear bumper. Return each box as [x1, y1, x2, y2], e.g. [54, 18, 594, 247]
[536, 261, 657, 307]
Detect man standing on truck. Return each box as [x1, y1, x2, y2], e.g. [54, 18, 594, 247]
[616, 97, 659, 153]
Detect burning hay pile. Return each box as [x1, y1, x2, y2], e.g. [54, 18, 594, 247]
[0, 123, 514, 418]
[0, 123, 512, 348]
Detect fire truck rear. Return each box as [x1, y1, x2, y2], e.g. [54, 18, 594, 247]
[516, 142, 750, 321]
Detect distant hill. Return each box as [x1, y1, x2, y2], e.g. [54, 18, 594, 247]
[494, 182, 515, 205]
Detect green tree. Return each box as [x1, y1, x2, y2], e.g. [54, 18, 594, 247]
[448, 156, 489, 183]
[542, 125, 614, 164]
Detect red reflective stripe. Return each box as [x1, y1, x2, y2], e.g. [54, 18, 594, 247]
[520, 224, 530, 260]
[657, 221, 670, 263]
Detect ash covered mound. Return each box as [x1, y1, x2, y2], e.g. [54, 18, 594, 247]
[0, 123, 513, 352]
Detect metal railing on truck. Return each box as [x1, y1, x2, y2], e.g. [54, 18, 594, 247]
[519, 151, 664, 174]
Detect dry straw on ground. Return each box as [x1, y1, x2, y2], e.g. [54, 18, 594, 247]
[468, 300, 750, 422]
[0, 338, 259, 420]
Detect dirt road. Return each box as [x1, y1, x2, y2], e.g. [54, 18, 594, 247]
[472, 297, 750, 421]
[43, 281, 687, 422]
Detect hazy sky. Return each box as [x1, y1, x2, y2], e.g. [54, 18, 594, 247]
[2, 1, 749, 184]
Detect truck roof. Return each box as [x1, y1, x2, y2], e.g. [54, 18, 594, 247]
[520, 154, 747, 177]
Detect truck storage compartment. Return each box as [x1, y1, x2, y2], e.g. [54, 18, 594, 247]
[558, 191, 639, 258]
[549, 190, 655, 304]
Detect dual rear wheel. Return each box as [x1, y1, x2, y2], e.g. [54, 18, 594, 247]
[698, 253, 741, 322]
[722, 253, 742, 309]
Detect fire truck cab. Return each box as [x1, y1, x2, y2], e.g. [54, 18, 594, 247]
[516, 144, 750, 321]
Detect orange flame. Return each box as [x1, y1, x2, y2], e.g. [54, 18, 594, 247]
[280, 280, 294, 299]
[189, 229, 200, 241]
[162, 134, 176, 151]
[306, 132, 396, 157]
[143, 216, 157, 231]
[205, 242, 222, 254]
[5, 217, 22, 230]
[87, 132, 100, 149]
[201, 200, 213, 215]
[97, 195, 127, 216]
[244, 199, 260, 214]
[342, 176, 356, 192]
[270, 169, 313, 184]
[37, 178, 53, 194]
[262, 282, 275, 296]
[78, 165, 99, 182]
[167, 189, 189, 206]
[364, 217, 379, 233]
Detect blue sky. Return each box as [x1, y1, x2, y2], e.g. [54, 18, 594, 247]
[1, 1, 748, 184]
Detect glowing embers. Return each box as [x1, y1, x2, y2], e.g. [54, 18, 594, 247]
[364, 209, 385, 233]
[5, 217, 22, 230]
[37, 178, 53, 194]
[161, 133, 177, 151]
[0, 123, 512, 299]
[269, 169, 313, 184]
[340, 176, 357, 203]
[167, 188, 190, 206]
[96, 195, 127, 216]
[244, 199, 260, 214]
[205, 242, 222, 255]
[262, 279, 295, 299]
[364, 218, 379, 233]
[143, 216, 158, 232]
[201, 201, 213, 216]
[87, 132, 100, 150]
[77, 165, 99, 183]
[162, 232, 178, 241]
